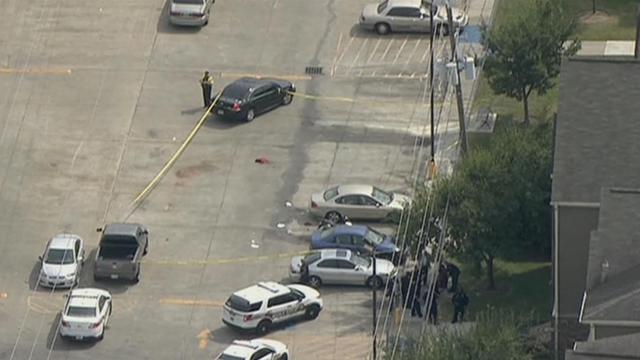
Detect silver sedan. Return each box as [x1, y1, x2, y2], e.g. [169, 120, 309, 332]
[290, 249, 396, 288]
[310, 184, 411, 221]
[169, 0, 214, 27]
[359, 0, 468, 35]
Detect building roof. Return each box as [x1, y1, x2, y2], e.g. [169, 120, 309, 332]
[551, 57, 640, 204]
[582, 188, 640, 322]
[568, 333, 640, 359]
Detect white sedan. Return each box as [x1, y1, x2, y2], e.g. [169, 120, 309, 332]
[217, 339, 289, 360]
[310, 184, 411, 221]
[59, 288, 112, 341]
[38, 234, 85, 288]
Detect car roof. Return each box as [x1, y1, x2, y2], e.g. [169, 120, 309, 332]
[319, 248, 352, 259]
[221, 340, 265, 358]
[68, 288, 107, 307]
[337, 184, 374, 196]
[234, 282, 290, 303]
[331, 224, 369, 237]
[388, 0, 423, 8]
[49, 234, 80, 249]
[103, 223, 141, 236]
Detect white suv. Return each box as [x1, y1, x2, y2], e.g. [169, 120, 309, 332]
[222, 281, 323, 334]
[217, 339, 289, 360]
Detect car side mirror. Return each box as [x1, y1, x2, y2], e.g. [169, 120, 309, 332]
[96, 227, 103, 233]
[38, 255, 43, 262]
[375, 203, 382, 208]
[143, 229, 149, 235]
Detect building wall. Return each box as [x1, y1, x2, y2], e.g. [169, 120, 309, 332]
[557, 206, 600, 317]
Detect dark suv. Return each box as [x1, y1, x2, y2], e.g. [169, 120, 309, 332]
[214, 77, 295, 122]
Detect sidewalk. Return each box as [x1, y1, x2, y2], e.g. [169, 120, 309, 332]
[577, 41, 635, 56]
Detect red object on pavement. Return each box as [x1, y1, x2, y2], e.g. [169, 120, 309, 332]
[254, 157, 270, 164]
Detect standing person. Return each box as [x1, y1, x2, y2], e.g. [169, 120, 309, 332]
[452, 289, 469, 323]
[437, 263, 448, 290]
[200, 71, 214, 108]
[419, 248, 431, 287]
[400, 270, 410, 308]
[446, 261, 461, 293]
[410, 271, 423, 318]
[427, 288, 439, 325]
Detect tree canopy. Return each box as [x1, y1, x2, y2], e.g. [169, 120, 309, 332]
[483, 0, 580, 125]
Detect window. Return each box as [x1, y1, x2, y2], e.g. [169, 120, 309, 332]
[250, 348, 275, 360]
[360, 196, 379, 206]
[251, 87, 268, 99]
[317, 259, 339, 268]
[350, 253, 371, 267]
[67, 306, 96, 317]
[335, 195, 361, 205]
[45, 249, 75, 265]
[336, 259, 356, 269]
[371, 187, 392, 204]
[174, 0, 204, 4]
[268, 293, 297, 307]
[365, 228, 385, 245]
[352, 236, 366, 247]
[303, 252, 321, 265]
[226, 295, 262, 312]
[387, 7, 420, 17]
[377, 0, 388, 14]
[323, 187, 339, 201]
[98, 296, 107, 312]
[336, 234, 352, 245]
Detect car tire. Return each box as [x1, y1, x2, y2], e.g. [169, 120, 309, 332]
[256, 320, 272, 335]
[367, 276, 383, 289]
[245, 109, 255, 122]
[282, 92, 293, 105]
[97, 328, 104, 341]
[307, 276, 322, 288]
[305, 305, 321, 320]
[375, 22, 390, 35]
[324, 211, 342, 223]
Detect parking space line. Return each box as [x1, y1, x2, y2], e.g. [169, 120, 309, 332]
[0, 68, 71, 75]
[366, 38, 382, 65]
[335, 36, 354, 66]
[391, 36, 409, 65]
[420, 41, 432, 63]
[331, 32, 343, 78]
[379, 38, 395, 63]
[159, 299, 224, 307]
[405, 38, 421, 65]
[348, 38, 369, 74]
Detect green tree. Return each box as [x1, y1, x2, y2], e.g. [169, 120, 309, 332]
[387, 309, 533, 360]
[483, 0, 580, 125]
[400, 123, 552, 289]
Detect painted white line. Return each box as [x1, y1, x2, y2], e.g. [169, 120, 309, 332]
[420, 41, 432, 63]
[349, 38, 369, 72]
[405, 38, 422, 65]
[331, 32, 343, 78]
[335, 36, 355, 66]
[379, 38, 395, 63]
[392, 36, 409, 65]
[366, 38, 382, 64]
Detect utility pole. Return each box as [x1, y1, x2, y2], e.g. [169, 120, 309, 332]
[635, 3, 640, 59]
[446, 5, 468, 155]
[372, 252, 377, 360]
[429, 0, 436, 174]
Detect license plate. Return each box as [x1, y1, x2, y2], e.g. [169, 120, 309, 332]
[217, 110, 224, 115]
[110, 274, 119, 279]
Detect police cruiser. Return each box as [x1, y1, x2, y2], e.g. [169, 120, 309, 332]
[222, 281, 323, 334]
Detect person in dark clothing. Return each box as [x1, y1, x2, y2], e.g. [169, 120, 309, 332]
[200, 71, 214, 107]
[427, 289, 439, 324]
[409, 272, 423, 318]
[452, 289, 469, 323]
[437, 263, 448, 290]
[445, 261, 461, 293]
[300, 261, 310, 284]
[400, 272, 410, 307]
[419, 249, 430, 287]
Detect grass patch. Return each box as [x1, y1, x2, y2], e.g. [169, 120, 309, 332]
[449, 260, 552, 323]
[566, 0, 639, 40]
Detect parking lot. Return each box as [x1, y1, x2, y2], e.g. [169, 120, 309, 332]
[0, 0, 434, 359]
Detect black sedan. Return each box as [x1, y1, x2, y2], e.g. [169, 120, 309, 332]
[213, 77, 295, 122]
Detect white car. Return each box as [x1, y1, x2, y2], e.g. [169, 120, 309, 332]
[310, 184, 411, 221]
[59, 288, 112, 341]
[222, 281, 323, 334]
[217, 339, 289, 360]
[38, 234, 85, 288]
[290, 249, 396, 288]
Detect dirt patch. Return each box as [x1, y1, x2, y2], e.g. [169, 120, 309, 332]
[580, 10, 615, 24]
[175, 161, 217, 179]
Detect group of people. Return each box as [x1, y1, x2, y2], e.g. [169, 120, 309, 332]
[388, 248, 470, 325]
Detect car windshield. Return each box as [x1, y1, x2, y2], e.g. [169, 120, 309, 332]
[320, 228, 335, 240]
[218, 355, 244, 360]
[364, 228, 385, 245]
[303, 252, 321, 264]
[221, 84, 250, 100]
[323, 187, 339, 201]
[67, 306, 96, 317]
[289, 288, 305, 300]
[173, 0, 204, 4]
[377, 0, 388, 14]
[225, 295, 262, 312]
[45, 249, 75, 265]
[371, 187, 392, 205]
[350, 253, 371, 267]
